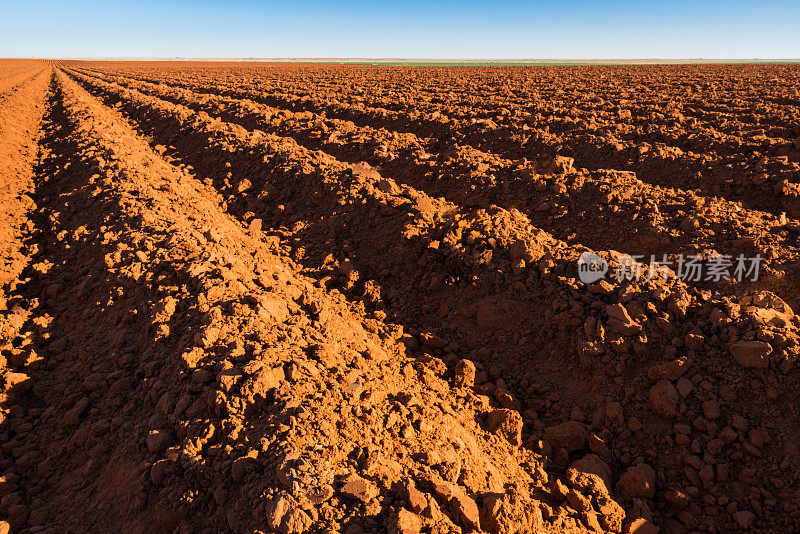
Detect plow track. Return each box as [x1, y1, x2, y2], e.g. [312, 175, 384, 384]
[66, 68, 800, 300]
[1, 60, 800, 533]
[70, 63, 800, 216]
[0, 66, 51, 351]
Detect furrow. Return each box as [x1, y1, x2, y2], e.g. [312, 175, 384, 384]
[74, 64, 800, 215]
[63, 65, 800, 531]
[0, 67, 53, 350]
[0, 67, 590, 533]
[68, 67, 800, 304]
[0, 66, 44, 97]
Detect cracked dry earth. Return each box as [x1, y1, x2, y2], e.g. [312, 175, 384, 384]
[1, 61, 800, 534]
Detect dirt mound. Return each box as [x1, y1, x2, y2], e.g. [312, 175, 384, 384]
[0, 66, 605, 533]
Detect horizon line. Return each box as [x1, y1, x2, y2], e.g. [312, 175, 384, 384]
[7, 57, 800, 65]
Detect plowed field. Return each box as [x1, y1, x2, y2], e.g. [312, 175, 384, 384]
[1, 60, 800, 533]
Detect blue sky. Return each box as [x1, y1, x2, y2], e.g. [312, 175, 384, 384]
[1, 0, 799, 59]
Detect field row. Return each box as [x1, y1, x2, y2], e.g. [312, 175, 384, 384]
[0, 65, 613, 533]
[67, 66, 800, 306]
[76, 62, 800, 135]
[57, 64, 800, 532]
[74, 62, 800, 216]
[1, 61, 800, 533]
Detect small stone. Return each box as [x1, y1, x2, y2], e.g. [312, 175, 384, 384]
[65, 397, 89, 426]
[625, 517, 659, 534]
[646, 356, 691, 380]
[702, 399, 720, 420]
[675, 377, 693, 398]
[627, 417, 643, 432]
[146, 430, 173, 454]
[571, 454, 613, 489]
[552, 479, 569, 500]
[729, 341, 771, 369]
[338, 259, 356, 276]
[734, 510, 754, 529]
[616, 463, 656, 500]
[306, 484, 334, 504]
[341, 473, 379, 502]
[486, 409, 523, 446]
[732, 414, 749, 432]
[480, 490, 544, 533]
[719, 426, 738, 443]
[565, 470, 607, 504]
[376, 179, 394, 193]
[429, 479, 480, 530]
[589, 433, 612, 458]
[419, 332, 447, 349]
[596, 495, 626, 532]
[83, 373, 107, 391]
[241, 359, 264, 375]
[748, 429, 765, 448]
[544, 421, 587, 453]
[606, 304, 642, 336]
[450, 486, 481, 530]
[401, 479, 428, 515]
[551, 155, 574, 173]
[605, 401, 624, 426]
[664, 489, 690, 509]
[236, 178, 252, 192]
[266, 494, 312, 534]
[494, 388, 520, 410]
[390, 508, 422, 534]
[453, 359, 476, 389]
[699, 463, 715, 486]
[194, 326, 220, 348]
[566, 489, 593, 513]
[649, 380, 679, 418]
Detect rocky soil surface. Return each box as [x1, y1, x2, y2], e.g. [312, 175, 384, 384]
[1, 60, 800, 533]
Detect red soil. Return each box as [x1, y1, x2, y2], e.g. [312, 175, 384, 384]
[1, 60, 800, 533]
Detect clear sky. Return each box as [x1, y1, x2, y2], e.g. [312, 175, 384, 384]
[1, 0, 799, 59]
